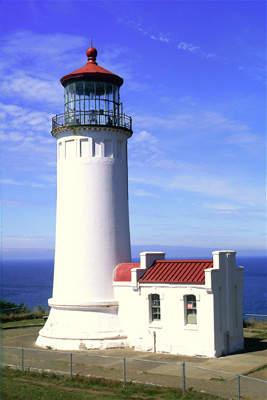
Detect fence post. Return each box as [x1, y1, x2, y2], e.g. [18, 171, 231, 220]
[181, 362, 186, 393]
[123, 358, 126, 387]
[70, 353, 73, 378]
[21, 348, 24, 371]
[237, 375, 240, 399]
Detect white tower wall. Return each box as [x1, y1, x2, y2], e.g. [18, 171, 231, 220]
[53, 129, 131, 303]
[37, 127, 132, 350]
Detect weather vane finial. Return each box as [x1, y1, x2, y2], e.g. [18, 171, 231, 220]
[91, 36, 93, 47]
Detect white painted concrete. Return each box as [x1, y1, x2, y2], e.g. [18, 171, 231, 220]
[37, 127, 132, 350]
[113, 251, 244, 358]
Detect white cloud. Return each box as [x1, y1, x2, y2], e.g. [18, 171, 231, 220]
[0, 103, 52, 136]
[131, 188, 158, 198]
[1, 178, 44, 188]
[151, 33, 170, 43]
[177, 42, 200, 52]
[129, 170, 264, 208]
[132, 108, 260, 147]
[224, 132, 262, 145]
[177, 41, 217, 60]
[1, 178, 24, 186]
[132, 130, 158, 144]
[39, 174, 56, 185]
[1, 199, 25, 208]
[203, 202, 242, 215]
[0, 131, 24, 142]
[2, 236, 54, 250]
[1, 71, 62, 105]
[2, 30, 88, 62]
[129, 129, 163, 167]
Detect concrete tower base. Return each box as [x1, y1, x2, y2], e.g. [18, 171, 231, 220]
[36, 299, 127, 351]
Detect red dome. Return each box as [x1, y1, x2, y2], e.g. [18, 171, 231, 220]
[60, 46, 123, 87]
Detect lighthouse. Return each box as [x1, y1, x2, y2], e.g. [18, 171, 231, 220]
[37, 46, 132, 350]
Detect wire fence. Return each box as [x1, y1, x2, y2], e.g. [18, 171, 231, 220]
[243, 313, 267, 321]
[3, 345, 266, 399]
[2, 305, 50, 315]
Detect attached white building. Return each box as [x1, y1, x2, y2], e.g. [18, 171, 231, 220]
[113, 250, 244, 358]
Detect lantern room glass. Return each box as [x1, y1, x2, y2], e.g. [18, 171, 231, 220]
[64, 81, 121, 125]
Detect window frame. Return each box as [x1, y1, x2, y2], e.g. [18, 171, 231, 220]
[150, 294, 161, 322]
[185, 294, 197, 325]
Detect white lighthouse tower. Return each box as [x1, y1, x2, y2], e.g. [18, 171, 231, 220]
[37, 46, 132, 350]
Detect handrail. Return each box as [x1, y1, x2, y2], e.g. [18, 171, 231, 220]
[52, 110, 132, 133]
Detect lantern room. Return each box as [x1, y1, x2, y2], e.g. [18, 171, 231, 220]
[52, 46, 132, 135]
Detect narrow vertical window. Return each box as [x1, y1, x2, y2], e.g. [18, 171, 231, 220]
[93, 139, 101, 157]
[234, 285, 238, 328]
[65, 139, 75, 158]
[186, 295, 197, 324]
[58, 142, 62, 160]
[104, 139, 113, 157]
[150, 294, 160, 321]
[80, 139, 88, 158]
[117, 139, 123, 159]
[219, 287, 222, 332]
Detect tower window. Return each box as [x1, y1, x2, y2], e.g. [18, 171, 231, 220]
[80, 139, 89, 157]
[104, 139, 113, 157]
[65, 139, 75, 158]
[58, 142, 63, 159]
[117, 140, 123, 159]
[93, 139, 101, 157]
[150, 294, 161, 321]
[186, 295, 197, 324]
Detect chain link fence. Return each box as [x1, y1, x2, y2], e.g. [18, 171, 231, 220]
[3, 345, 266, 399]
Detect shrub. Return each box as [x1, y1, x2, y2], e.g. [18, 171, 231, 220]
[0, 300, 30, 315]
[1, 301, 48, 323]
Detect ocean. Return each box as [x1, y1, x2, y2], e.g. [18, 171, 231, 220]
[1, 256, 266, 317]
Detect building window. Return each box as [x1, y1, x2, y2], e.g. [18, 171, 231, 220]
[150, 294, 161, 321]
[186, 295, 197, 324]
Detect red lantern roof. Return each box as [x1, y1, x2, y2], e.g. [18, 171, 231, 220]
[60, 46, 123, 87]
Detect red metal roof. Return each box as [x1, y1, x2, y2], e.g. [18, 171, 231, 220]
[60, 47, 123, 87]
[113, 263, 140, 282]
[138, 260, 213, 284]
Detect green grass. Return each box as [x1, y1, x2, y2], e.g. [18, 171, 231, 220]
[1, 304, 48, 323]
[209, 377, 225, 382]
[254, 332, 267, 339]
[245, 364, 267, 376]
[3, 368, 225, 400]
[243, 319, 267, 330]
[2, 318, 45, 328]
[243, 319, 267, 339]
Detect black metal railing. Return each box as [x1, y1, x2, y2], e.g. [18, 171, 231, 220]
[52, 110, 132, 133]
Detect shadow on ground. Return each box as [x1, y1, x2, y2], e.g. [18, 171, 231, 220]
[243, 337, 267, 353]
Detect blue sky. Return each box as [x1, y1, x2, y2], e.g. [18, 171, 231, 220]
[1, 0, 266, 259]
